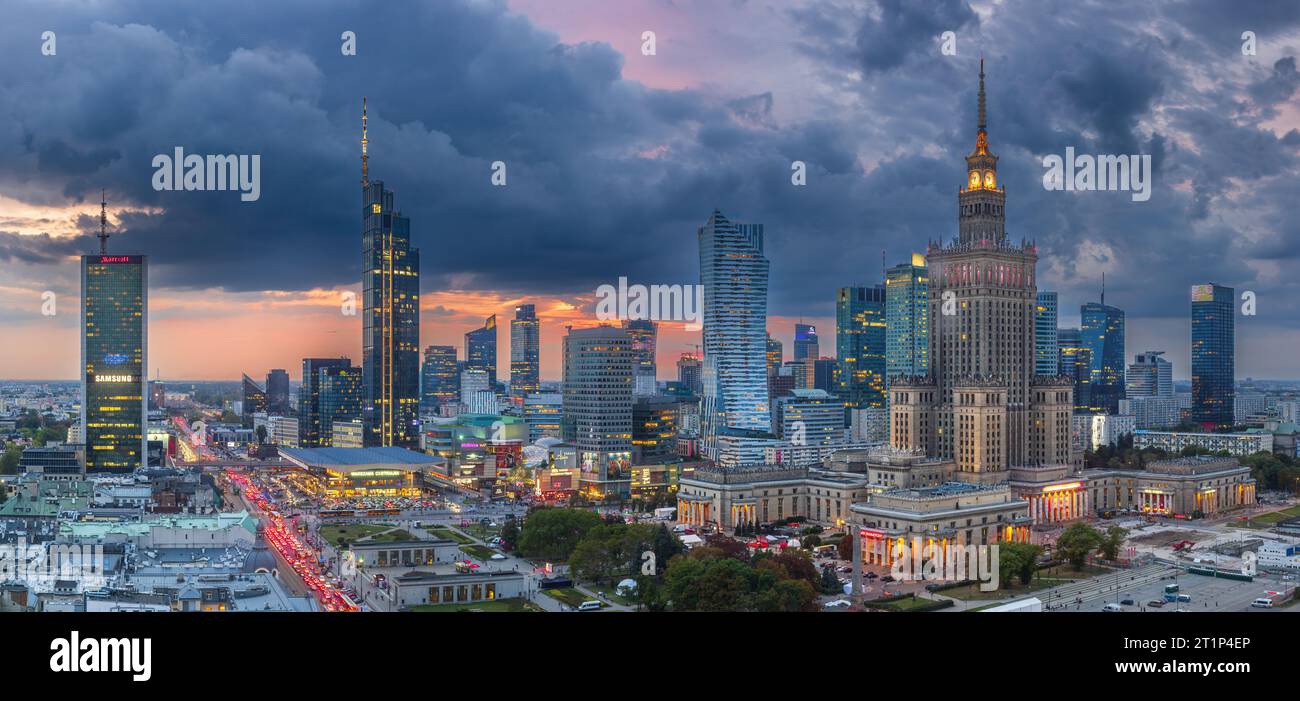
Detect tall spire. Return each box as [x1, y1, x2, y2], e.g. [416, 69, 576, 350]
[361, 97, 369, 188]
[97, 189, 109, 254]
[977, 57, 986, 134]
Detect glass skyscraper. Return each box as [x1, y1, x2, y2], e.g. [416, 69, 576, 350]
[793, 323, 819, 361]
[765, 334, 782, 376]
[510, 304, 540, 400]
[837, 285, 887, 409]
[81, 253, 147, 474]
[421, 345, 459, 412]
[698, 210, 771, 462]
[319, 365, 363, 447]
[885, 254, 929, 383]
[361, 100, 420, 448]
[241, 374, 267, 427]
[465, 314, 497, 387]
[1081, 301, 1125, 413]
[265, 368, 290, 414]
[563, 325, 633, 498]
[300, 357, 353, 447]
[1191, 283, 1235, 427]
[1057, 328, 1092, 413]
[1034, 291, 1059, 376]
[624, 319, 657, 396]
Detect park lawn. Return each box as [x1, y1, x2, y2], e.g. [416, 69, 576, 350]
[428, 527, 474, 544]
[1229, 506, 1300, 528]
[942, 564, 1114, 601]
[870, 595, 938, 611]
[410, 598, 541, 613]
[460, 544, 497, 560]
[364, 529, 415, 543]
[464, 522, 501, 540]
[542, 587, 603, 609]
[319, 524, 394, 547]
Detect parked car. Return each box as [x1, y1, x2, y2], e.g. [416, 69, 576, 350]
[1102, 603, 1124, 612]
[1120, 598, 1135, 606]
[823, 599, 851, 609]
[1251, 598, 1273, 608]
[1147, 600, 1165, 608]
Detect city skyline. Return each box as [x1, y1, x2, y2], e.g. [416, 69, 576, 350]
[2, 1, 1298, 385]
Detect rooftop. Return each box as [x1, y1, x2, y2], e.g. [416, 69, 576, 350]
[278, 447, 442, 472]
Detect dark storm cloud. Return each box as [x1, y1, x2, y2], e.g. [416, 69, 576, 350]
[0, 0, 1298, 347]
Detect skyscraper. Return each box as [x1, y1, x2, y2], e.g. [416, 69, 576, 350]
[699, 211, 771, 463]
[81, 220, 147, 474]
[1191, 283, 1235, 427]
[265, 369, 290, 414]
[1034, 291, 1059, 376]
[765, 334, 782, 376]
[1127, 350, 1173, 398]
[300, 357, 353, 447]
[466, 314, 497, 387]
[510, 304, 540, 400]
[1081, 297, 1125, 414]
[890, 60, 1074, 477]
[624, 319, 658, 396]
[360, 99, 420, 448]
[420, 345, 459, 412]
[793, 323, 819, 361]
[677, 354, 703, 396]
[885, 254, 929, 382]
[1058, 328, 1092, 413]
[837, 285, 887, 409]
[241, 374, 268, 427]
[563, 325, 634, 498]
[319, 366, 363, 447]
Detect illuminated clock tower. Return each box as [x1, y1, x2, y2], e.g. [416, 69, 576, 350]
[958, 59, 1006, 246]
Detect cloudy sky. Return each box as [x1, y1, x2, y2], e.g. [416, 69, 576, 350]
[1, 0, 1298, 382]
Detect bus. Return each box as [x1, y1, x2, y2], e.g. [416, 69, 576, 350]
[813, 544, 838, 558]
[1164, 583, 1179, 594]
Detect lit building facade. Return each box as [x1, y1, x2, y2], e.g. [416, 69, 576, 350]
[420, 345, 459, 413]
[885, 256, 929, 384]
[1127, 350, 1173, 398]
[837, 285, 887, 409]
[465, 315, 497, 387]
[1034, 291, 1058, 376]
[299, 357, 353, 448]
[81, 253, 147, 474]
[624, 319, 658, 397]
[361, 100, 420, 448]
[1081, 300, 1125, 414]
[698, 211, 771, 462]
[510, 304, 540, 400]
[562, 325, 634, 498]
[1191, 283, 1235, 427]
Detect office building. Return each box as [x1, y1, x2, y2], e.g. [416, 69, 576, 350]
[266, 369, 290, 414]
[1034, 291, 1058, 376]
[361, 99, 420, 448]
[299, 358, 353, 447]
[319, 366, 363, 447]
[624, 319, 658, 397]
[562, 325, 634, 498]
[420, 345, 459, 412]
[1058, 328, 1092, 413]
[676, 354, 703, 396]
[698, 211, 771, 462]
[1191, 283, 1235, 427]
[465, 315, 498, 387]
[1134, 430, 1271, 457]
[523, 393, 563, 442]
[81, 244, 148, 475]
[885, 255, 929, 383]
[632, 396, 680, 463]
[766, 334, 782, 376]
[813, 358, 838, 394]
[241, 374, 267, 427]
[1119, 396, 1181, 430]
[794, 323, 819, 361]
[1081, 298, 1125, 414]
[837, 285, 887, 409]
[510, 304, 540, 400]
[1127, 350, 1173, 398]
[270, 416, 300, 448]
[774, 389, 847, 445]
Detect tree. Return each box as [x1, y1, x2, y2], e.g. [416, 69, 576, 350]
[999, 542, 1043, 586]
[664, 556, 756, 612]
[755, 579, 819, 612]
[1055, 523, 1102, 570]
[255, 425, 268, 445]
[499, 518, 520, 551]
[836, 532, 854, 560]
[515, 507, 602, 561]
[651, 523, 684, 572]
[0, 444, 21, 475]
[1099, 525, 1128, 561]
[819, 564, 841, 594]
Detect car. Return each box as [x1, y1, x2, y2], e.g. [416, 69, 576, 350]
[823, 599, 851, 608]
[1120, 598, 1135, 606]
[1177, 594, 1191, 603]
[1147, 600, 1165, 608]
[864, 572, 878, 580]
[837, 566, 853, 573]
[1251, 598, 1273, 608]
[1102, 603, 1124, 612]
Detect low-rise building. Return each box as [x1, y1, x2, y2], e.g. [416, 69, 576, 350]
[1133, 430, 1273, 457]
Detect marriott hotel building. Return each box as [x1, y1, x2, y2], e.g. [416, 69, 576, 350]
[81, 254, 148, 474]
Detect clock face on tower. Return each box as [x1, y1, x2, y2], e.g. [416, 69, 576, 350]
[969, 171, 980, 188]
[984, 171, 996, 188]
